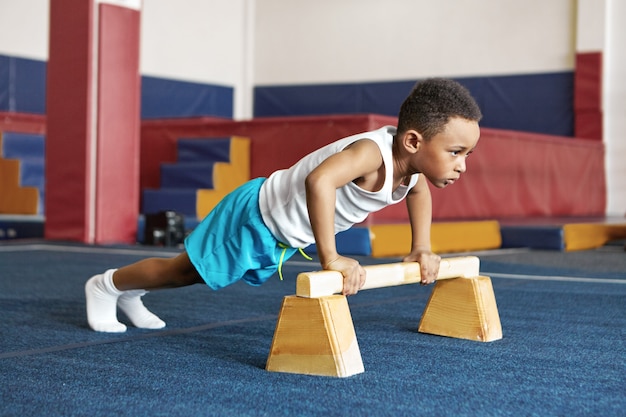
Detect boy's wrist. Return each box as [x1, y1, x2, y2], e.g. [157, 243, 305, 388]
[322, 256, 341, 269]
[319, 251, 340, 269]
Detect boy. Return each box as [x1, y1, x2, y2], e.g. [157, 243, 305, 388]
[86, 78, 482, 333]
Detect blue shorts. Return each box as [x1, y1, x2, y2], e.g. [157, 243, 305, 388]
[185, 178, 298, 290]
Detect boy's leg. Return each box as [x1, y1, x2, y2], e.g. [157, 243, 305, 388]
[112, 252, 204, 290]
[116, 252, 203, 329]
[86, 252, 203, 333]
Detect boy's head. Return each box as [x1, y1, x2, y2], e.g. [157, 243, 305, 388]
[397, 78, 482, 140]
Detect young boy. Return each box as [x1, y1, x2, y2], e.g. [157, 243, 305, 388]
[86, 78, 482, 333]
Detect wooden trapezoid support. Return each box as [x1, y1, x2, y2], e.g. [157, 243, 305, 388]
[266, 295, 364, 378]
[418, 276, 502, 342]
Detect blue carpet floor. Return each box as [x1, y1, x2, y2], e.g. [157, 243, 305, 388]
[1, 242, 624, 416]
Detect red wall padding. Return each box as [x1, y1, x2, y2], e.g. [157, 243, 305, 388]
[45, 0, 94, 242]
[373, 128, 605, 221]
[94, 4, 141, 243]
[45, 1, 141, 244]
[140, 115, 397, 188]
[575, 52, 602, 111]
[0, 112, 46, 134]
[141, 116, 606, 221]
[574, 52, 603, 140]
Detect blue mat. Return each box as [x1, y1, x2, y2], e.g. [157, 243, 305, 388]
[500, 225, 565, 250]
[1, 243, 624, 416]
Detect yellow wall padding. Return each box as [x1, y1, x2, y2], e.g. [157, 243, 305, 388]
[196, 137, 250, 219]
[370, 220, 501, 258]
[563, 222, 626, 251]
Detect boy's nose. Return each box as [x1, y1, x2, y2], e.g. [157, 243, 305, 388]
[456, 158, 467, 173]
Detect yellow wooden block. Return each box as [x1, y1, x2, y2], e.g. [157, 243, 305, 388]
[0, 158, 20, 185]
[370, 220, 501, 257]
[266, 295, 364, 377]
[563, 223, 626, 251]
[196, 137, 250, 219]
[418, 276, 502, 342]
[430, 221, 502, 253]
[369, 224, 411, 258]
[0, 158, 39, 215]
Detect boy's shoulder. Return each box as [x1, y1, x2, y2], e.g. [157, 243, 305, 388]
[339, 125, 396, 145]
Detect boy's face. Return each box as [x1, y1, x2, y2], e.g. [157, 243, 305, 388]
[414, 117, 480, 188]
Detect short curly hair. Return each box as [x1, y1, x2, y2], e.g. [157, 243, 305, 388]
[397, 78, 482, 140]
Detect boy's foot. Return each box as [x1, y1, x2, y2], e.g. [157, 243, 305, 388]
[118, 290, 166, 329]
[85, 270, 127, 333]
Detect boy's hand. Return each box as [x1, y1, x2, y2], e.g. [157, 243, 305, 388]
[323, 255, 366, 296]
[403, 250, 441, 285]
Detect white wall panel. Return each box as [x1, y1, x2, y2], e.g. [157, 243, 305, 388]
[0, 0, 49, 60]
[254, 0, 577, 85]
[604, 0, 626, 216]
[576, 0, 606, 51]
[140, 0, 246, 86]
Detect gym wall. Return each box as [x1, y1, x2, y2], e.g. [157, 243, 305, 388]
[1, 0, 577, 135]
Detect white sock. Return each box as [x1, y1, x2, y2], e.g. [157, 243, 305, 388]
[118, 290, 166, 329]
[85, 269, 127, 333]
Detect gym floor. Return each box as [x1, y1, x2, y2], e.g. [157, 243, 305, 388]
[1, 241, 624, 416]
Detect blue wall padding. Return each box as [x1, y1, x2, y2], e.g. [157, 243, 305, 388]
[254, 81, 410, 118]
[142, 189, 197, 217]
[500, 225, 565, 250]
[2, 133, 45, 158]
[17, 159, 45, 189]
[19, 158, 46, 216]
[160, 138, 234, 188]
[254, 72, 574, 137]
[177, 138, 232, 162]
[141, 76, 234, 119]
[160, 162, 215, 189]
[0, 54, 234, 119]
[1, 52, 573, 135]
[305, 227, 372, 256]
[0, 56, 47, 114]
[461, 73, 574, 136]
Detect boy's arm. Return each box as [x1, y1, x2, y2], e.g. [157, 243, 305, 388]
[305, 139, 383, 295]
[403, 177, 441, 284]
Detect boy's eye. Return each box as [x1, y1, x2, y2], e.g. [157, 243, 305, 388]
[450, 150, 473, 157]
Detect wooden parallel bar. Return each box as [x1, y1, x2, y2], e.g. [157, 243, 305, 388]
[296, 256, 480, 298]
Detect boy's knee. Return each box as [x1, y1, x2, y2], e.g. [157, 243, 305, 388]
[165, 254, 203, 286]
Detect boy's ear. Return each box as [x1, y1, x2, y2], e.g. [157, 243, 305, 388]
[403, 129, 423, 153]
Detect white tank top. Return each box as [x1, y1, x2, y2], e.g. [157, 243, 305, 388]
[258, 125, 420, 247]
